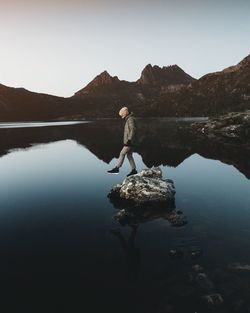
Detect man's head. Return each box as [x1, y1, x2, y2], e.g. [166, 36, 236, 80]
[119, 106, 129, 119]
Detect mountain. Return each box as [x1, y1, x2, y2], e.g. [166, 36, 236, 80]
[74, 64, 194, 96]
[156, 54, 250, 116]
[137, 64, 195, 86]
[0, 83, 92, 121]
[0, 54, 249, 121]
[73, 71, 143, 116]
[74, 70, 122, 95]
[71, 64, 196, 117]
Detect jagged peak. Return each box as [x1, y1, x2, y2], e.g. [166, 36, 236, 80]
[142, 64, 183, 72]
[137, 63, 195, 85]
[144, 63, 153, 68]
[98, 70, 112, 77]
[75, 70, 121, 95]
[89, 70, 120, 83]
[163, 64, 183, 71]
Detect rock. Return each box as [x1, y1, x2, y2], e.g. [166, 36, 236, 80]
[108, 167, 176, 206]
[191, 110, 250, 144]
[192, 264, 204, 272]
[228, 262, 250, 272]
[202, 293, 223, 306]
[189, 246, 203, 259]
[195, 273, 214, 290]
[169, 249, 184, 259]
[108, 167, 188, 227]
[167, 211, 187, 227]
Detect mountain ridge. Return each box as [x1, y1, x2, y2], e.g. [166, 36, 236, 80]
[74, 63, 194, 96]
[0, 54, 249, 121]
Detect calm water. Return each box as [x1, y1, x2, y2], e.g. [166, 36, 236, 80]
[0, 119, 249, 313]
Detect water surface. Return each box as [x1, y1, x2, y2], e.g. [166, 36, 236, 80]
[0, 119, 249, 313]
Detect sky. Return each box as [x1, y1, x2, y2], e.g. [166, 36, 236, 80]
[0, 0, 249, 97]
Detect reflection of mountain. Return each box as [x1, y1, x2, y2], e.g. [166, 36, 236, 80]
[0, 119, 249, 179]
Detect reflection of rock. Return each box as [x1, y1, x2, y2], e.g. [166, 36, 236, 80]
[115, 207, 187, 227]
[108, 167, 175, 206]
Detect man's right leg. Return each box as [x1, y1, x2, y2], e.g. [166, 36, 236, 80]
[107, 146, 130, 174]
[116, 146, 130, 168]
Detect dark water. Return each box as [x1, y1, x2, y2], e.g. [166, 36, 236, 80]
[0, 119, 249, 313]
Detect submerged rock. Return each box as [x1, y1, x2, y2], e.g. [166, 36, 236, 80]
[195, 273, 214, 291]
[169, 246, 203, 261]
[189, 246, 203, 259]
[108, 167, 176, 207]
[169, 249, 184, 259]
[167, 210, 187, 227]
[202, 293, 223, 306]
[228, 262, 250, 272]
[192, 264, 204, 272]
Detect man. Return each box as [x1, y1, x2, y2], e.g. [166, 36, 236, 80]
[107, 106, 138, 177]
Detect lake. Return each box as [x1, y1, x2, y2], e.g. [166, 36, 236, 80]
[0, 119, 249, 313]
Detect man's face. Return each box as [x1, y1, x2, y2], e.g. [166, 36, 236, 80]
[119, 109, 128, 119]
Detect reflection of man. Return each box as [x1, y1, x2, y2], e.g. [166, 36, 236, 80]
[107, 106, 138, 177]
[110, 225, 141, 281]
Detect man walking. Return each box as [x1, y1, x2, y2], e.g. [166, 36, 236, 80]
[107, 106, 138, 177]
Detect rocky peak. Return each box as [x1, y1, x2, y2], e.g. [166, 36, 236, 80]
[137, 63, 195, 86]
[92, 70, 120, 86]
[74, 70, 120, 95]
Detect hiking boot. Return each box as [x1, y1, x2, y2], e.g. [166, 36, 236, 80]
[107, 166, 119, 174]
[127, 169, 138, 177]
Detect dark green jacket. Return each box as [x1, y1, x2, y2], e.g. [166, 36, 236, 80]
[123, 112, 137, 146]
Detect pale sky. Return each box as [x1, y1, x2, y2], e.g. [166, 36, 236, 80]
[0, 0, 249, 97]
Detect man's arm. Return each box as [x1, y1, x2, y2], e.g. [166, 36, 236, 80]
[126, 117, 136, 144]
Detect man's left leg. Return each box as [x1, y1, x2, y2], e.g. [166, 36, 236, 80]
[126, 147, 138, 177]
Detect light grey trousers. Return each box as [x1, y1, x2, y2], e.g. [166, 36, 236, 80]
[116, 146, 136, 170]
